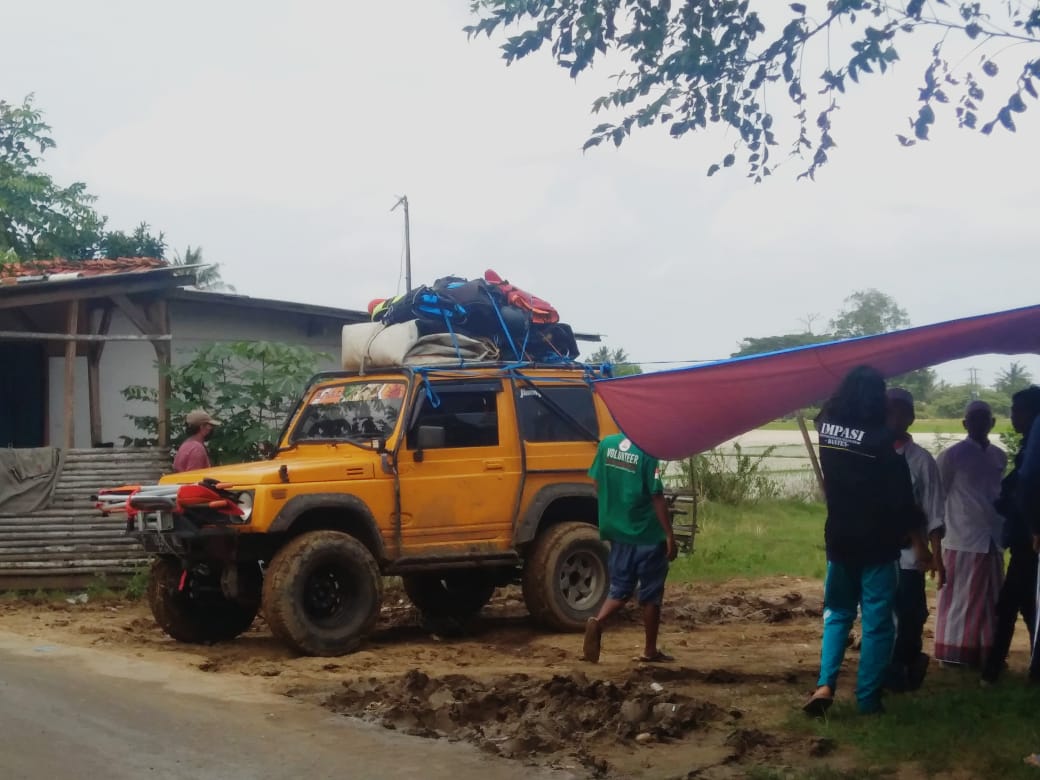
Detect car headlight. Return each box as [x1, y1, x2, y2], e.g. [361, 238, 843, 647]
[235, 491, 254, 522]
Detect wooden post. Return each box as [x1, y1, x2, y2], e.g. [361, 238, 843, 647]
[152, 300, 172, 448]
[87, 306, 113, 446]
[796, 411, 825, 495]
[63, 301, 79, 449]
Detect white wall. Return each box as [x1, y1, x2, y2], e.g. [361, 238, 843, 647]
[46, 300, 349, 448]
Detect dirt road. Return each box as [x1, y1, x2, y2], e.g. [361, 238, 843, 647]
[0, 630, 565, 780]
[2, 578, 1028, 778]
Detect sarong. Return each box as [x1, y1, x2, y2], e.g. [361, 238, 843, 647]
[934, 547, 1004, 666]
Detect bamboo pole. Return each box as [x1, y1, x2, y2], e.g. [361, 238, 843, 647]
[62, 302, 79, 449]
[796, 411, 825, 495]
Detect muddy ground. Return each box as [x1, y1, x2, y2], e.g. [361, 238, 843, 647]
[0, 578, 1012, 779]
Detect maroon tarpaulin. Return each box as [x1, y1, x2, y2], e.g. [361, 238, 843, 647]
[594, 304, 1040, 461]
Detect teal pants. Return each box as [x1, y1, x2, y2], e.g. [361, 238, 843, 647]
[817, 560, 898, 713]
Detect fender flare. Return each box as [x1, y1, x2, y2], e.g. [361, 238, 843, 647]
[268, 493, 385, 559]
[513, 482, 597, 546]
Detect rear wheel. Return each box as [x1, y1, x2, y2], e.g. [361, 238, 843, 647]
[522, 522, 609, 631]
[402, 571, 495, 634]
[147, 556, 258, 643]
[262, 531, 383, 656]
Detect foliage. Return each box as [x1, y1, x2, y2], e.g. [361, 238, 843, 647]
[100, 221, 166, 259]
[172, 245, 235, 291]
[735, 289, 936, 402]
[667, 498, 826, 582]
[121, 341, 323, 463]
[924, 382, 1011, 418]
[732, 332, 826, 357]
[466, 2, 1040, 180]
[85, 573, 115, 600]
[995, 360, 1034, 395]
[0, 95, 105, 259]
[587, 345, 643, 376]
[829, 288, 909, 338]
[123, 566, 150, 600]
[673, 443, 780, 504]
[1000, 429, 1023, 459]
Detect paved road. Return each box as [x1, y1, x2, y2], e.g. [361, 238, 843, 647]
[0, 631, 568, 780]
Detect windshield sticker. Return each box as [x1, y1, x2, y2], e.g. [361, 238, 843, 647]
[310, 386, 345, 405]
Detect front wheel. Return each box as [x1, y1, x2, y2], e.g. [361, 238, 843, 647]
[262, 531, 383, 656]
[147, 557, 258, 643]
[522, 522, 609, 632]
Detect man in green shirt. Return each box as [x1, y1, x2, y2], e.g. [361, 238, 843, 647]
[584, 432, 677, 663]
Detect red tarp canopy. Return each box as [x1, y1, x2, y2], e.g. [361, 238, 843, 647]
[594, 304, 1040, 461]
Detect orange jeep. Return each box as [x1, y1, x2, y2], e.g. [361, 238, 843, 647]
[113, 364, 618, 656]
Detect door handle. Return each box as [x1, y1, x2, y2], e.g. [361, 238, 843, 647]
[484, 460, 504, 471]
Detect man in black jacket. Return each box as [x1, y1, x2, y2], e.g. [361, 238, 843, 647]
[804, 366, 922, 716]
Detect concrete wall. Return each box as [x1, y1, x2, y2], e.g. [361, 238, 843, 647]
[46, 299, 348, 448]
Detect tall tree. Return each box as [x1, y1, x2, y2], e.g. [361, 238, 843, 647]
[0, 95, 104, 259]
[995, 361, 1034, 395]
[588, 345, 642, 377]
[829, 288, 935, 400]
[467, 2, 1040, 179]
[829, 288, 910, 338]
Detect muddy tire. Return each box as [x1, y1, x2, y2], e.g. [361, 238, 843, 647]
[522, 522, 609, 632]
[146, 556, 258, 643]
[262, 530, 383, 656]
[402, 571, 495, 634]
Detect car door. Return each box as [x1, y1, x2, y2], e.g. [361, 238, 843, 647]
[396, 379, 522, 556]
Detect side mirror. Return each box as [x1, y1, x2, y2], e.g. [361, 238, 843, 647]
[415, 426, 446, 461]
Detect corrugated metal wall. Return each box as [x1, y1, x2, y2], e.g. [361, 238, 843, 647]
[0, 448, 169, 590]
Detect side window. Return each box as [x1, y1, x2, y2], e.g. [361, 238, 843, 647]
[407, 390, 500, 449]
[516, 385, 599, 442]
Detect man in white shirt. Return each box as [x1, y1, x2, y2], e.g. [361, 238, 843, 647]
[884, 388, 946, 692]
[934, 400, 1007, 668]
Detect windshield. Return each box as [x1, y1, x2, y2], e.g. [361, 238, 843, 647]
[291, 381, 406, 444]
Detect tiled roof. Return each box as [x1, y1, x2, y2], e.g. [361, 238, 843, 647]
[0, 257, 167, 283]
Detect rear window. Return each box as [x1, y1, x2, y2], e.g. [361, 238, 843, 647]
[515, 385, 599, 442]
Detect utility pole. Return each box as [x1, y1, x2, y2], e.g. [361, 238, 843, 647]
[968, 367, 980, 399]
[391, 195, 412, 292]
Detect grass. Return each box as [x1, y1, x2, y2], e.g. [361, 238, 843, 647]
[788, 669, 1040, 779]
[762, 418, 1013, 435]
[747, 768, 888, 780]
[669, 499, 827, 583]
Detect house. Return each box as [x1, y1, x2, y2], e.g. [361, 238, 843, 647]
[0, 257, 369, 449]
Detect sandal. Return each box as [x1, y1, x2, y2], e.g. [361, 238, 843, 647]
[635, 650, 675, 663]
[802, 691, 834, 717]
[582, 617, 602, 663]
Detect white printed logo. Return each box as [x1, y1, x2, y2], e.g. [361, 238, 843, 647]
[619, 438, 632, 452]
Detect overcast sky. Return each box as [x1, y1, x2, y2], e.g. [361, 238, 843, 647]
[3, 0, 1037, 392]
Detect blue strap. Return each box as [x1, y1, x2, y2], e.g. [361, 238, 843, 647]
[441, 312, 463, 366]
[484, 289, 521, 360]
[417, 370, 441, 409]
